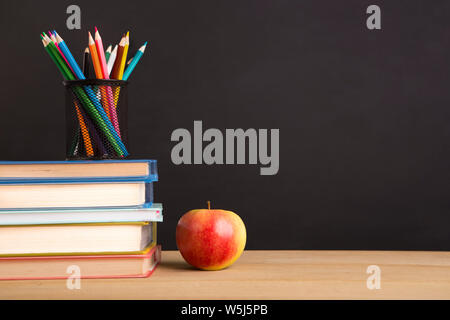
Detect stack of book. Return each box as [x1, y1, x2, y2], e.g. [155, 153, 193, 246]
[0, 160, 162, 280]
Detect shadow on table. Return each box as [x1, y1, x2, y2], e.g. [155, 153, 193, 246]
[160, 261, 197, 271]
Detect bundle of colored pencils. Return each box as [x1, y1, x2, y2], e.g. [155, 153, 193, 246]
[40, 28, 148, 158]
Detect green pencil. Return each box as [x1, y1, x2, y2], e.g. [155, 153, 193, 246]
[41, 35, 72, 79]
[105, 45, 112, 63]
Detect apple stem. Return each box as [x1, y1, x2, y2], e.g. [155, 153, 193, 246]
[207, 201, 211, 210]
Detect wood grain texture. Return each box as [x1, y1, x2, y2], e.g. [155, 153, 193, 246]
[0, 250, 449, 300]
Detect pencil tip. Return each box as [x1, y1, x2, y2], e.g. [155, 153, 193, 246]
[88, 32, 95, 44]
[54, 31, 62, 42]
[85, 47, 90, 53]
[95, 26, 98, 32]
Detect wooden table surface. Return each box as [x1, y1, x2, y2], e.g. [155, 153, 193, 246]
[1, 250, 449, 299]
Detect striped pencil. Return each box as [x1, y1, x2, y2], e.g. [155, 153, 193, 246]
[93, 27, 121, 136]
[88, 32, 109, 119]
[73, 100, 94, 157]
[111, 33, 129, 112]
[73, 98, 108, 156]
[94, 28, 121, 133]
[67, 46, 95, 157]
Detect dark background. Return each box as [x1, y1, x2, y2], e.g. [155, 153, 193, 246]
[1, 0, 450, 250]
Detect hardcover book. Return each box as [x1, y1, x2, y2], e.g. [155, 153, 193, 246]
[0, 160, 158, 183]
[0, 203, 163, 225]
[0, 245, 161, 280]
[0, 160, 157, 210]
[0, 221, 157, 256]
[0, 182, 154, 209]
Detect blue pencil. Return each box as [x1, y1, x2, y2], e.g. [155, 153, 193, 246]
[122, 42, 147, 81]
[54, 31, 85, 80]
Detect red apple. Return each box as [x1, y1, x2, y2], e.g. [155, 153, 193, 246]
[176, 202, 246, 270]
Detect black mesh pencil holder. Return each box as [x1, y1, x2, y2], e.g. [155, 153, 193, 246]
[63, 79, 129, 159]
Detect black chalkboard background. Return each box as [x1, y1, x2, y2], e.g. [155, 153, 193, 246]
[1, 0, 449, 250]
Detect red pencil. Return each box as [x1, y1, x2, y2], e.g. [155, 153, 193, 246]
[93, 27, 121, 136]
[94, 27, 109, 79]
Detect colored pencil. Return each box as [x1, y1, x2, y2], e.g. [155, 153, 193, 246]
[118, 31, 130, 80]
[41, 27, 150, 158]
[105, 45, 112, 63]
[73, 99, 108, 156]
[74, 100, 94, 157]
[93, 27, 121, 136]
[43, 35, 125, 156]
[83, 47, 90, 78]
[111, 32, 129, 115]
[88, 31, 112, 123]
[51, 29, 73, 76]
[46, 33, 127, 156]
[110, 36, 126, 79]
[94, 27, 109, 79]
[41, 36, 72, 79]
[48, 31, 60, 50]
[72, 46, 94, 157]
[54, 32, 85, 80]
[56, 33, 128, 149]
[88, 32, 104, 79]
[109, 35, 126, 118]
[107, 45, 118, 76]
[123, 42, 147, 81]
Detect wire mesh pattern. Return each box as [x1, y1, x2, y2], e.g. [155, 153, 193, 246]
[64, 79, 128, 159]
